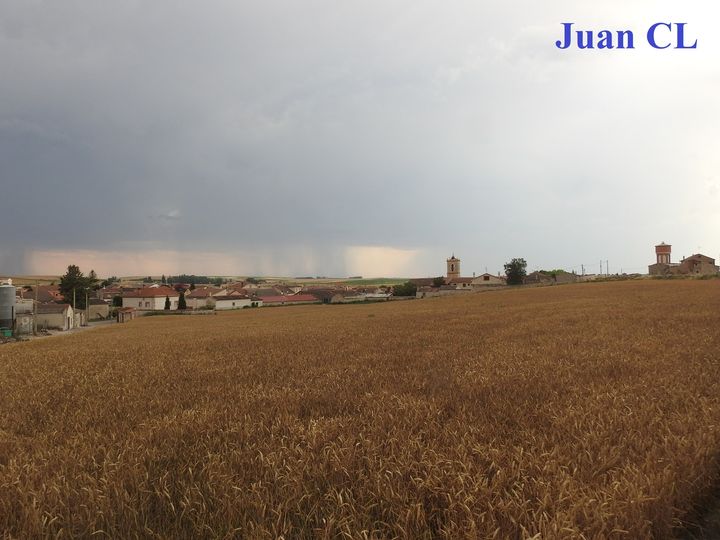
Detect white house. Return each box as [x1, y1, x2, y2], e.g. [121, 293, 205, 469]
[214, 295, 259, 310]
[122, 287, 180, 310]
[185, 286, 224, 310]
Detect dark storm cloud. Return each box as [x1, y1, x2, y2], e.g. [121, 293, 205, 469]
[1, 1, 718, 276]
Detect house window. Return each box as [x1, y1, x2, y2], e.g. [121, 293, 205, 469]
[484, 276, 490, 281]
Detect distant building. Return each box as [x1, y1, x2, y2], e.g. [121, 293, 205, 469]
[524, 271, 554, 285]
[214, 294, 259, 310]
[648, 242, 719, 276]
[19, 285, 64, 303]
[552, 271, 579, 284]
[122, 287, 179, 310]
[447, 255, 460, 281]
[117, 307, 136, 323]
[648, 242, 678, 275]
[260, 294, 320, 306]
[471, 273, 507, 288]
[447, 277, 473, 290]
[87, 299, 110, 320]
[412, 255, 510, 296]
[523, 270, 577, 285]
[679, 254, 719, 275]
[36, 303, 75, 331]
[185, 286, 224, 310]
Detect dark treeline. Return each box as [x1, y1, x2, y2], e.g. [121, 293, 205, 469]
[165, 275, 224, 286]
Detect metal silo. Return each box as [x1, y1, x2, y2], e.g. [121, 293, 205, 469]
[0, 281, 16, 329]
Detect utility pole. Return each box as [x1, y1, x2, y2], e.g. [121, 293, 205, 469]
[33, 280, 38, 336]
[73, 288, 76, 311]
[606, 260, 609, 275]
[600, 260, 602, 275]
[581, 264, 584, 276]
[85, 291, 89, 327]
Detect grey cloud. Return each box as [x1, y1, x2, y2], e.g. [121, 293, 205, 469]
[1, 1, 718, 276]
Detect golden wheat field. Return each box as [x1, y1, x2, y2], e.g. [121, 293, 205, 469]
[1, 280, 719, 538]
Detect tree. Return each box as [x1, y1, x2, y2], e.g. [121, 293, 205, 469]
[189, 282, 196, 291]
[112, 295, 123, 307]
[178, 291, 187, 310]
[432, 276, 445, 288]
[101, 276, 118, 288]
[164, 295, 171, 310]
[504, 258, 527, 285]
[88, 270, 100, 291]
[161, 274, 167, 285]
[393, 281, 417, 297]
[59, 265, 96, 310]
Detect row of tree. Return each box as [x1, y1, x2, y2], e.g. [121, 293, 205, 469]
[160, 274, 225, 287]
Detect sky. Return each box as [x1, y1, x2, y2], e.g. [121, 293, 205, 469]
[1, 1, 719, 278]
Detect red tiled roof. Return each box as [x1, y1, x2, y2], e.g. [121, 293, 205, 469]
[223, 290, 250, 298]
[123, 287, 179, 298]
[37, 303, 71, 314]
[19, 286, 63, 302]
[260, 294, 319, 304]
[186, 286, 223, 299]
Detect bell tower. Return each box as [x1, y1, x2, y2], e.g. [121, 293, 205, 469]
[447, 254, 460, 280]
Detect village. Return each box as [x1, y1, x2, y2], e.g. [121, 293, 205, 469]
[0, 242, 717, 338]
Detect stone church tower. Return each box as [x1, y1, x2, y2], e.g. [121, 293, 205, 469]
[447, 254, 460, 280]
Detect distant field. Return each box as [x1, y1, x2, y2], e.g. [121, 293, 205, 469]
[338, 277, 406, 286]
[0, 275, 59, 286]
[1, 281, 719, 537]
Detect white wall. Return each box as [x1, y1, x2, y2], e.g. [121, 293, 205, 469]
[187, 297, 216, 310]
[123, 296, 179, 310]
[215, 298, 252, 310]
